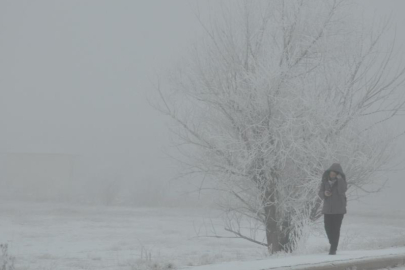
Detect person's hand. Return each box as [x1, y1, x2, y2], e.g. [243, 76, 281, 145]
[324, 191, 332, 197]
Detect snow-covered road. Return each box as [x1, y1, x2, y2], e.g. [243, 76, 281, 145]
[184, 248, 405, 270]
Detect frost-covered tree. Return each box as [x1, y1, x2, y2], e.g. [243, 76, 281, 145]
[149, 0, 405, 253]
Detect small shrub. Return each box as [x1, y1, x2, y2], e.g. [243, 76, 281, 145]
[127, 242, 177, 270]
[130, 259, 177, 270]
[0, 244, 16, 270]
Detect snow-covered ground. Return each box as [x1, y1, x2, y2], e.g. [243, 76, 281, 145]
[0, 201, 405, 270]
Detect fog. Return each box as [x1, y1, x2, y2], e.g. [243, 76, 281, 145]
[0, 0, 404, 210]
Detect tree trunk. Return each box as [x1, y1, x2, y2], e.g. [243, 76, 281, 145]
[279, 216, 293, 253]
[264, 187, 281, 253]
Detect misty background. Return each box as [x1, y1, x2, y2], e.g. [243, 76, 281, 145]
[0, 0, 404, 210]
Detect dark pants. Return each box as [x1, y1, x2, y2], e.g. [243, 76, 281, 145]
[324, 214, 344, 251]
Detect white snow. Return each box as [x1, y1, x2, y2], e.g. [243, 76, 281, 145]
[1, 201, 405, 270]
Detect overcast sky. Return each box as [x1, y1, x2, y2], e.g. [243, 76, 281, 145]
[0, 0, 404, 208]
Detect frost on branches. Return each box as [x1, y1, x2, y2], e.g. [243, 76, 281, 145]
[150, 0, 405, 254]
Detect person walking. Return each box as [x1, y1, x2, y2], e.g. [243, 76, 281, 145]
[318, 163, 348, 255]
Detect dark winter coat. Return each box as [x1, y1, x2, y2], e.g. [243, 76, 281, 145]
[318, 163, 348, 214]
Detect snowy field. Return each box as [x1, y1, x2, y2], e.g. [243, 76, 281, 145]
[1, 201, 405, 270]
